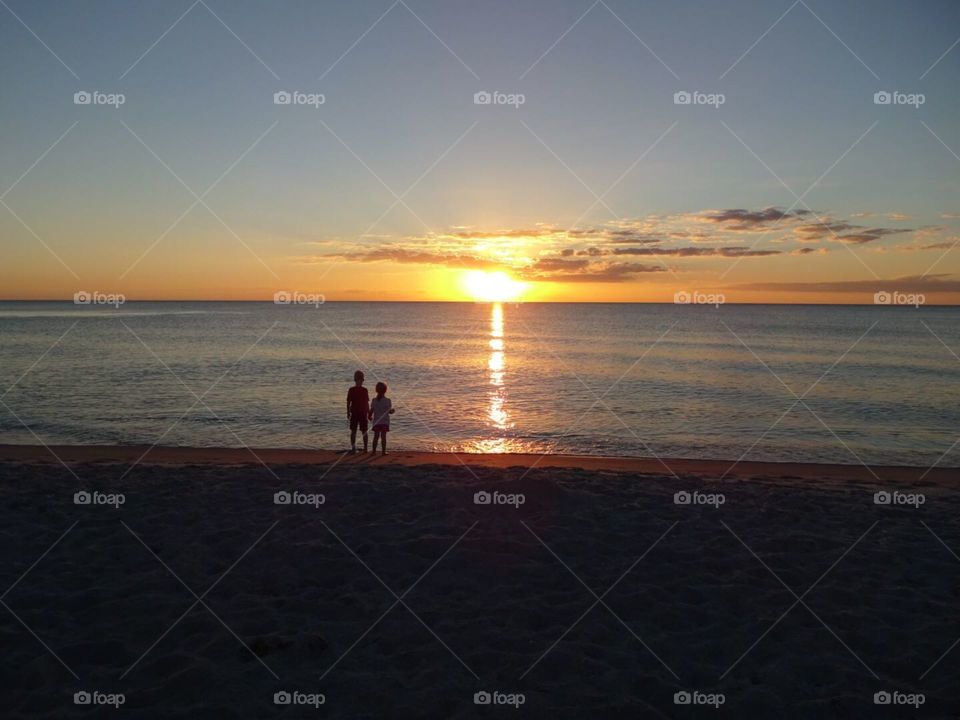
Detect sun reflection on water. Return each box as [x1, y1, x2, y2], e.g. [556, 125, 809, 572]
[464, 302, 519, 453]
[488, 303, 508, 431]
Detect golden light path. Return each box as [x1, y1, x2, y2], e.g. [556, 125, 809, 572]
[488, 302, 508, 429]
[468, 302, 514, 453]
[458, 265, 532, 452]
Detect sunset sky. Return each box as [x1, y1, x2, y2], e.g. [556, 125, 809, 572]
[1, 0, 959, 302]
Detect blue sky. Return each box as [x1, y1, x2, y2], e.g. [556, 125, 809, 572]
[1, 0, 959, 301]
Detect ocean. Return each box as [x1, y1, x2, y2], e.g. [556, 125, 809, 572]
[0, 301, 957, 466]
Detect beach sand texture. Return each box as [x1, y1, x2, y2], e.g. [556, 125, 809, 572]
[0, 448, 957, 718]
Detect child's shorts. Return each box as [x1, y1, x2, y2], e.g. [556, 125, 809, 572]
[350, 415, 368, 433]
[373, 424, 389, 433]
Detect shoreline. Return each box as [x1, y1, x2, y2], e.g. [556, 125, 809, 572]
[0, 444, 956, 483]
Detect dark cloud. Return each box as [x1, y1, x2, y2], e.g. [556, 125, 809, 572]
[611, 246, 780, 257]
[526, 257, 590, 273]
[702, 209, 918, 246]
[604, 231, 665, 244]
[896, 240, 957, 252]
[794, 221, 858, 239]
[735, 274, 960, 293]
[705, 208, 812, 229]
[521, 260, 664, 283]
[794, 222, 912, 244]
[566, 228, 664, 244]
[560, 246, 779, 258]
[839, 230, 909, 244]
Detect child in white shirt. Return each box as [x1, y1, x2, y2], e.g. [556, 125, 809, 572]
[369, 382, 395, 455]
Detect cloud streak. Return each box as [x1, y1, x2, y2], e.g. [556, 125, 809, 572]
[735, 274, 960, 293]
[295, 207, 948, 284]
[303, 247, 507, 269]
[520, 259, 665, 282]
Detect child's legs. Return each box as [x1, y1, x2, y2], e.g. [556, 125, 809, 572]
[372, 430, 381, 451]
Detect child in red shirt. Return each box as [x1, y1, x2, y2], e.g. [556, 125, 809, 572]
[346, 370, 369, 453]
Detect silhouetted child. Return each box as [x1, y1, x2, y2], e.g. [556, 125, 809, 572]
[369, 381, 395, 455]
[346, 370, 369, 453]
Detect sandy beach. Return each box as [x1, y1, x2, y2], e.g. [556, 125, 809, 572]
[0, 446, 957, 718]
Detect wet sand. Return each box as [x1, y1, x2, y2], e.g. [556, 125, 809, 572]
[1, 444, 957, 484]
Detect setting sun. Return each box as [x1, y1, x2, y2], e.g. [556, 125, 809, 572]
[462, 270, 526, 302]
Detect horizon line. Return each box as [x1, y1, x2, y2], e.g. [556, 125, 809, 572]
[3, 298, 960, 307]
